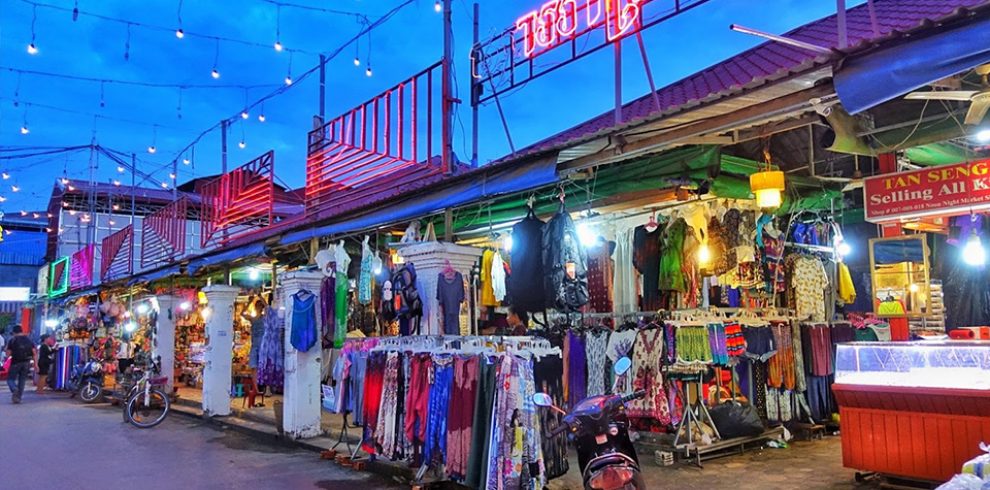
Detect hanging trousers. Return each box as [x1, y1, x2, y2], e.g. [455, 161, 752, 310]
[404, 353, 431, 446]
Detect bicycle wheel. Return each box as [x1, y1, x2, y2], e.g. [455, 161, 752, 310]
[126, 389, 170, 429]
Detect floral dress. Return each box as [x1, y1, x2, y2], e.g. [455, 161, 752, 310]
[626, 329, 671, 425]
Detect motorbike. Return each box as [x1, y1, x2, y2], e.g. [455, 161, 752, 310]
[68, 359, 105, 403]
[533, 357, 647, 490]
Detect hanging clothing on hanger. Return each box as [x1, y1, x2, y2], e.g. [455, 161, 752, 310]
[508, 206, 546, 313]
[335, 242, 352, 348]
[480, 249, 499, 307]
[437, 271, 465, 335]
[359, 236, 374, 305]
[290, 290, 318, 352]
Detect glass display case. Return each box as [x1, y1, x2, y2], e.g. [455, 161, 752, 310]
[835, 341, 990, 390]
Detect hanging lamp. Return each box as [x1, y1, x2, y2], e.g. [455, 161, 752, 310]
[750, 141, 786, 208]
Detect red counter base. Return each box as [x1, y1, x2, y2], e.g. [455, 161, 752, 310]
[834, 384, 990, 482]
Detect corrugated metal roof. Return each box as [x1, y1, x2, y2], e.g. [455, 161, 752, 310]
[494, 0, 990, 164]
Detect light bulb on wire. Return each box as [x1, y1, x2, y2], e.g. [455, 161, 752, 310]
[27, 43, 38, 55]
[147, 145, 157, 154]
[117, 165, 125, 173]
[366, 64, 373, 77]
[11, 185, 20, 193]
[20, 210, 27, 216]
[1, 172, 9, 180]
[353, 56, 361, 67]
[963, 231, 987, 266]
[238, 140, 246, 149]
[182, 158, 191, 165]
[241, 110, 249, 120]
[60, 177, 69, 185]
[274, 41, 283, 52]
[20, 125, 29, 135]
[211, 68, 220, 79]
[113, 180, 121, 187]
[258, 113, 266, 122]
[0, 197, 6, 203]
[284, 75, 293, 85]
[434, 0, 442, 12]
[160, 182, 169, 189]
[175, 28, 184, 39]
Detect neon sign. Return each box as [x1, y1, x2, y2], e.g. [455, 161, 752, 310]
[515, 0, 645, 58]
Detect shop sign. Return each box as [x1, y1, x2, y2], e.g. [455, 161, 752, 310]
[864, 159, 990, 222]
[70, 244, 95, 290]
[515, 0, 645, 58]
[48, 256, 70, 297]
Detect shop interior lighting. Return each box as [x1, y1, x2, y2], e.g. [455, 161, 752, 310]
[908, 283, 920, 293]
[248, 267, 260, 280]
[124, 321, 137, 332]
[697, 242, 712, 265]
[577, 222, 599, 248]
[179, 301, 192, 311]
[201, 306, 212, 320]
[136, 303, 149, 314]
[963, 231, 987, 266]
[836, 240, 852, 257]
[372, 254, 383, 275]
[44, 318, 58, 328]
[977, 129, 990, 143]
[502, 234, 514, 252]
[750, 170, 785, 208]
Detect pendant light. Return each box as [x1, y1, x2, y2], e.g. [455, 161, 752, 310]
[750, 139, 785, 209]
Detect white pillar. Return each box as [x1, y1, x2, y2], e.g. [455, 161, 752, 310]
[398, 241, 483, 335]
[153, 295, 177, 394]
[201, 285, 239, 417]
[280, 270, 324, 439]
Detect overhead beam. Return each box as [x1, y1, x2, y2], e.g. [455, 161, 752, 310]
[559, 84, 836, 174]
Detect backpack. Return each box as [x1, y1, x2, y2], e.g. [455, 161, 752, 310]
[9, 336, 34, 362]
[542, 204, 589, 313]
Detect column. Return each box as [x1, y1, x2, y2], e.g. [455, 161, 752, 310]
[398, 241, 483, 335]
[153, 294, 177, 394]
[280, 270, 324, 439]
[201, 284, 239, 417]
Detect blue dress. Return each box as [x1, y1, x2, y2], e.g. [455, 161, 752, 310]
[290, 291, 317, 352]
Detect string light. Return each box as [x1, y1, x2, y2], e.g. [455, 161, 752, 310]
[113, 204, 120, 210]
[117, 165, 125, 173]
[113, 180, 121, 186]
[241, 110, 249, 119]
[11, 185, 20, 192]
[61, 177, 69, 185]
[169, 172, 176, 180]
[148, 125, 158, 154]
[258, 113, 266, 122]
[434, 0, 442, 13]
[211, 39, 221, 79]
[0, 197, 6, 203]
[182, 157, 191, 165]
[238, 140, 247, 149]
[1, 172, 9, 180]
[284, 53, 293, 85]
[353, 29, 361, 66]
[27, 5, 39, 55]
[366, 64, 373, 77]
[175, 0, 184, 38]
[161, 182, 169, 189]
[20, 111, 30, 134]
[20, 210, 27, 216]
[32, 213, 39, 219]
[273, 5, 283, 51]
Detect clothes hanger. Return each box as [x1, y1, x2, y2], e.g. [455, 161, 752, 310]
[645, 211, 659, 232]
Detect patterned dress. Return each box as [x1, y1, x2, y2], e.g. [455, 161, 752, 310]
[626, 329, 671, 425]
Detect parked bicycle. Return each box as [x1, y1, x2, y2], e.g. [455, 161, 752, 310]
[119, 357, 171, 429]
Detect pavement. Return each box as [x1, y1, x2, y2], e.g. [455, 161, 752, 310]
[1, 383, 881, 490]
[0, 389, 402, 490]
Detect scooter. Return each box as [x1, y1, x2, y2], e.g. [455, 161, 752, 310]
[533, 357, 647, 490]
[68, 359, 105, 403]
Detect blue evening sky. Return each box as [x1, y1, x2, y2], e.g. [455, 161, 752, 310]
[0, 0, 861, 212]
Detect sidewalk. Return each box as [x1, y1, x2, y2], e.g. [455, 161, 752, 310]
[168, 393, 872, 489]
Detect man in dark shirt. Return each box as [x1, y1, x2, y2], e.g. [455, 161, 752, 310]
[36, 334, 56, 392]
[5, 326, 36, 404]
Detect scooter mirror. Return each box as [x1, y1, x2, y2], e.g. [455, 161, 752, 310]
[532, 392, 554, 407]
[614, 357, 632, 376]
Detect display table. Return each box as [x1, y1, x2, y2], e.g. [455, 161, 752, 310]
[833, 341, 990, 482]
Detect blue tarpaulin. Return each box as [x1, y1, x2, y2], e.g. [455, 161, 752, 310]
[834, 15, 990, 115]
[129, 265, 182, 286]
[279, 155, 559, 246]
[185, 243, 266, 276]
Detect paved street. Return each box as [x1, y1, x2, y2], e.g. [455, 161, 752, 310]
[0, 389, 401, 490]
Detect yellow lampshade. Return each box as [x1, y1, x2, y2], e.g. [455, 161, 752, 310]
[750, 170, 785, 208]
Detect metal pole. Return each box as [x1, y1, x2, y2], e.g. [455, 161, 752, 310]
[866, 0, 880, 38]
[221, 119, 229, 174]
[613, 39, 622, 125]
[635, 32, 661, 115]
[319, 54, 327, 121]
[471, 2, 479, 167]
[444, 207, 453, 242]
[130, 154, 137, 226]
[441, 0, 454, 174]
[836, 0, 847, 49]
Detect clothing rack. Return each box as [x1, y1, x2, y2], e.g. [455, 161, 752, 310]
[784, 241, 835, 255]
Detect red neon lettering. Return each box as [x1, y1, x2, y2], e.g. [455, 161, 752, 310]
[516, 12, 538, 57]
[515, 0, 643, 58]
[606, 0, 643, 42]
[535, 0, 559, 49]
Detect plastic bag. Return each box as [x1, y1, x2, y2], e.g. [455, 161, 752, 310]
[935, 474, 983, 490]
[708, 401, 765, 439]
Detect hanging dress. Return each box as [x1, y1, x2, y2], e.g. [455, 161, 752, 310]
[359, 237, 374, 305]
[290, 291, 318, 352]
[334, 242, 351, 348]
[626, 328, 671, 425]
[659, 219, 687, 292]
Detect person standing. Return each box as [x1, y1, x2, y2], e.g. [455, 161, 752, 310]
[36, 334, 56, 392]
[4, 326, 36, 404]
